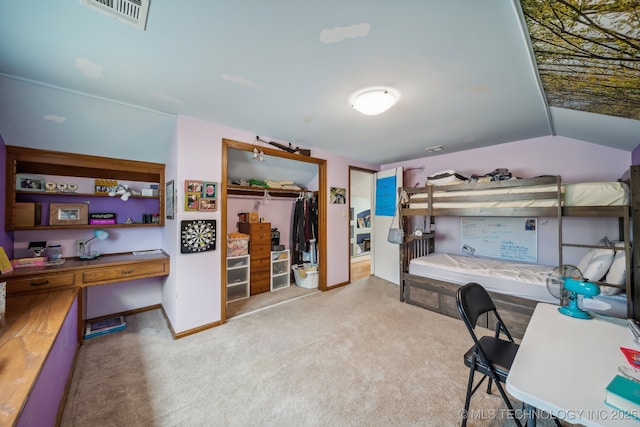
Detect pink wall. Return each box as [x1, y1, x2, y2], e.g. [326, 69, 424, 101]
[227, 196, 295, 249]
[386, 136, 630, 187]
[383, 135, 631, 266]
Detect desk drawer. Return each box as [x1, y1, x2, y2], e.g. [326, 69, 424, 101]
[7, 272, 75, 294]
[82, 260, 168, 285]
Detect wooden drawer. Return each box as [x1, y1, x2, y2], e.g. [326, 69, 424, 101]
[81, 260, 168, 285]
[239, 222, 271, 236]
[251, 271, 270, 295]
[6, 272, 75, 295]
[252, 269, 270, 282]
[250, 256, 271, 270]
[250, 243, 271, 256]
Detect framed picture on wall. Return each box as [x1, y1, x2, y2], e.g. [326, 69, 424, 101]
[202, 181, 217, 199]
[166, 180, 175, 219]
[330, 187, 346, 204]
[198, 198, 217, 211]
[185, 193, 199, 211]
[185, 180, 203, 193]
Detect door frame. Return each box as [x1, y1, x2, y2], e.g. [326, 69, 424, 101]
[348, 166, 377, 282]
[221, 138, 327, 322]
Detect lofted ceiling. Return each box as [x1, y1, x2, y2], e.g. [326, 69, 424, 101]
[0, 1, 638, 169]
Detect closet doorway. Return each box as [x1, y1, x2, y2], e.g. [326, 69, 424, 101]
[221, 139, 327, 322]
[349, 167, 376, 282]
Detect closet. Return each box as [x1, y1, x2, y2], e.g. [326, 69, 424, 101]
[221, 139, 326, 319]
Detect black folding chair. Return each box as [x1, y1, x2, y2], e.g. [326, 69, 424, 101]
[456, 282, 522, 427]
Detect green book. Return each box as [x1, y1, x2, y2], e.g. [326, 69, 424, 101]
[605, 374, 640, 419]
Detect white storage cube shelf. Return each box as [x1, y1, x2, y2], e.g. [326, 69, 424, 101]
[270, 249, 291, 291]
[226, 254, 250, 302]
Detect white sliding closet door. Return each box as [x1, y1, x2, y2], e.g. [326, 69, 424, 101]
[372, 167, 403, 284]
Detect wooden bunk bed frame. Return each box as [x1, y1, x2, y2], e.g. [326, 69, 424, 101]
[398, 170, 638, 338]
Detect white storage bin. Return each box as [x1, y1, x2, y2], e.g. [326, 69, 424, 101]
[292, 264, 319, 289]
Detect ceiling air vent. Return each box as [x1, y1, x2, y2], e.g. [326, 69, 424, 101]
[83, 0, 150, 30]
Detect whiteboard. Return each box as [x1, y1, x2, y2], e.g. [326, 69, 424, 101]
[460, 217, 538, 263]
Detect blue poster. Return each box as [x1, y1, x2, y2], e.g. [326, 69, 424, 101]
[375, 175, 396, 216]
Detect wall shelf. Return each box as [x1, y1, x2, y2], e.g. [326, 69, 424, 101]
[228, 184, 314, 198]
[5, 146, 165, 230]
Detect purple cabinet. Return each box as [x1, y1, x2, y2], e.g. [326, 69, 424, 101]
[17, 295, 78, 427]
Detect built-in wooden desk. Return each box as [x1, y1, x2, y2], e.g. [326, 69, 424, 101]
[3, 250, 170, 339]
[0, 288, 78, 426]
[0, 250, 170, 425]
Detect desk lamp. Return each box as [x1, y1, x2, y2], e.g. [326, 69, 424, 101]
[80, 229, 110, 260]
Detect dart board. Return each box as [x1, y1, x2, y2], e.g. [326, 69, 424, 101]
[181, 220, 216, 253]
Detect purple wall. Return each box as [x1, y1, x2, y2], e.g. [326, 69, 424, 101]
[0, 135, 14, 258]
[633, 144, 640, 165]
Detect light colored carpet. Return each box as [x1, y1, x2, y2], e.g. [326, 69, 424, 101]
[62, 276, 559, 426]
[226, 283, 319, 319]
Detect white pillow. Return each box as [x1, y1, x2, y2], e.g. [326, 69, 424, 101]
[576, 247, 614, 282]
[602, 250, 626, 295]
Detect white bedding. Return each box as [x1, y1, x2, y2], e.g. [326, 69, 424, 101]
[409, 181, 629, 209]
[408, 253, 627, 317]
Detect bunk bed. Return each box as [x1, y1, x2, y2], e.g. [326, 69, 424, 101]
[398, 171, 637, 338]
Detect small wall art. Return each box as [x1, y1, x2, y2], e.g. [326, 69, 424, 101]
[185, 180, 203, 193]
[330, 187, 346, 204]
[198, 198, 217, 211]
[185, 192, 199, 212]
[184, 180, 202, 212]
[202, 181, 217, 199]
[166, 180, 175, 219]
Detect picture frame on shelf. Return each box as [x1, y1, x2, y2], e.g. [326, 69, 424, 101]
[166, 180, 175, 219]
[198, 198, 217, 211]
[202, 181, 217, 199]
[16, 174, 46, 192]
[185, 180, 203, 193]
[185, 192, 199, 212]
[49, 203, 89, 226]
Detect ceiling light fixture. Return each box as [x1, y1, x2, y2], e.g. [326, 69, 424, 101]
[349, 87, 400, 115]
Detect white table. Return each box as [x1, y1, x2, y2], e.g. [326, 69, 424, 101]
[506, 303, 639, 426]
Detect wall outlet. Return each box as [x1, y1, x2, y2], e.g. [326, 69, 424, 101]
[76, 240, 86, 254]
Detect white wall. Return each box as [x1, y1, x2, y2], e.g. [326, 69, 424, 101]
[382, 136, 631, 266]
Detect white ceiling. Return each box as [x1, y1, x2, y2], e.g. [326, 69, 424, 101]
[0, 1, 638, 167]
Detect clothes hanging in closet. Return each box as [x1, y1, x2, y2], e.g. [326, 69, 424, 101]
[292, 194, 318, 265]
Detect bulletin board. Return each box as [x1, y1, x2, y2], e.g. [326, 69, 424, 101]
[460, 217, 538, 263]
[375, 175, 396, 216]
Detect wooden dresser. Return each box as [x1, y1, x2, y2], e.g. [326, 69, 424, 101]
[238, 222, 271, 295]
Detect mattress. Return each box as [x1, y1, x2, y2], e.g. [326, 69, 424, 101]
[408, 181, 629, 209]
[407, 253, 627, 317]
